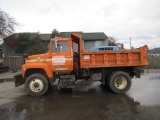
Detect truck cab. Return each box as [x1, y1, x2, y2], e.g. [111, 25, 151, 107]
[21, 34, 81, 78]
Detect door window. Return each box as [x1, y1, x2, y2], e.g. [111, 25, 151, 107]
[52, 41, 69, 52]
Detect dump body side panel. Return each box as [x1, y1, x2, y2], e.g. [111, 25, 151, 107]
[80, 46, 149, 68]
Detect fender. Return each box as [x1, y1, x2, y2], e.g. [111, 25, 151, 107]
[22, 62, 53, 78]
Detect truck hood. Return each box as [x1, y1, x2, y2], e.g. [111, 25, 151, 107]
[26, 53, 50, 63]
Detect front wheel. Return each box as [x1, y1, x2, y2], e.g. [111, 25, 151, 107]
[25, 73, 49, 96]
[108, 71, 132, 94]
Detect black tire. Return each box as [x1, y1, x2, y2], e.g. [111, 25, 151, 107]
[108, 71, 132, 94]
[25, 73, 49, 96]
[105, 72, 115, 88]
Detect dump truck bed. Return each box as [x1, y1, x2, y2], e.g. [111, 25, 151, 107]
[80, 45, 148, 68]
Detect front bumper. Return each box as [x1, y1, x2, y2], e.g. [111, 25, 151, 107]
[13, 73, 25, 87]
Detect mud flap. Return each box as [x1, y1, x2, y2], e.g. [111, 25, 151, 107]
[14, 73, 25, 87]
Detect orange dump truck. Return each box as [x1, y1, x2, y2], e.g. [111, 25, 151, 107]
[14, 33, 149, 96]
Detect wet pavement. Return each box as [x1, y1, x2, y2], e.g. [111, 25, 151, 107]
[0, 72, 160, 120]
[0, 70, 21, 82]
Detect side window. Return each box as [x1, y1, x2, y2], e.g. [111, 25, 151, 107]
[52, 41, 69, 52]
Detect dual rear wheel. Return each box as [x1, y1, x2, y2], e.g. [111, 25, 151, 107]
[106, 71, 132, 94]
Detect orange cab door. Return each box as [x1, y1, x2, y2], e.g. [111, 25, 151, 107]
[50, 40, 73, 72]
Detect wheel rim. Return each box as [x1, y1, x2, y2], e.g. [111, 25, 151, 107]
[29, 79, 44, 92]
[114, 76, 127, 90]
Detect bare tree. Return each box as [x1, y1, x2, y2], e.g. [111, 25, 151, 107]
[0, 9, 18, 38]
[108, 36, 117, 46]
[108, 36, 124, 49]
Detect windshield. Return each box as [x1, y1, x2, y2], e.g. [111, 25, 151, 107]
[52, 41, 69, 52]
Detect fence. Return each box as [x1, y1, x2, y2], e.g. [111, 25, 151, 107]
[4, 56, 24, 70]
[3, 55, 160, 70]
[148, 54, 160, 68]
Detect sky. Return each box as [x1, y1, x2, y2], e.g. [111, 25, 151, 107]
[0, 0, 160, 49]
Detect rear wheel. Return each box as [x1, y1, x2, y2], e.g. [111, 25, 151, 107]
[25, 73, 49, 96]
[108, 71, 131, 94]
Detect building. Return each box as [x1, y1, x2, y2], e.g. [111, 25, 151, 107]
[83, 32, 108, 51]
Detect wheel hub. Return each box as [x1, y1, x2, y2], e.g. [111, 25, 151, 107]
[114, 76, 127, 90]
[33, 82, 40, 88]
[29, 79, 44, 92]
